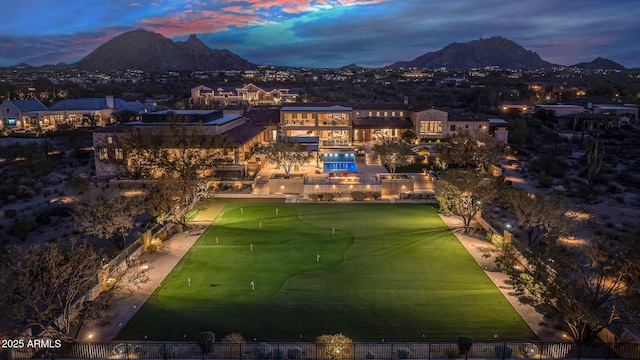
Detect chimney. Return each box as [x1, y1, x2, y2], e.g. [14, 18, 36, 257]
[106, 95, 115, 109]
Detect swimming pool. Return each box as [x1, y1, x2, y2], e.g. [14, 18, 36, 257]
[323, 162, 358, 173]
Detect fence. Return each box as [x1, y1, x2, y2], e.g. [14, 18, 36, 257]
[9, 341, 640, 360]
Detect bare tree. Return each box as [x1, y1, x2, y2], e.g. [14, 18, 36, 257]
[145, 180, 215, 226]
[72, 188, 144, 249]
[507, 237, 640, 342]
[264, 136, 314, 178]
[500, 188, 575, 249]
[372, 137, 413, 176]
[434, 170, 500, 231]
[106, 127, 155, 180]
[435, 130, 506, 171]
[4, 240, 101, 342]
[149, 115, 234, 181]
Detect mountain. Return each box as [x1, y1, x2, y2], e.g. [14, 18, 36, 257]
[388, 36, 556, 70]
[75, 29, 256, 71]
[570, 57, 626, 71]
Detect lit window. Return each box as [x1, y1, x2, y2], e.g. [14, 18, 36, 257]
[392, 111, 396, 116]
[99, 148, 108, 160]
[115, 148, 123, 160]
[368, 112, 372, 116]
[107, 136, 113, 144]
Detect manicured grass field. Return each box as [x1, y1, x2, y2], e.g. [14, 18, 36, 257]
[118, 200, 535, 341]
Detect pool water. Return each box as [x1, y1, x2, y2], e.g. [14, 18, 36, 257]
[324, 162, 358, 173]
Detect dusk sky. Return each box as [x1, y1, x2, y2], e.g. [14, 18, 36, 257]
[1, 0, 639, 69]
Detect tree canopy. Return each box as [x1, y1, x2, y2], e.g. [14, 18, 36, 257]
[264, 137, 314, 178]
[372, 137, 413, 176]
[434, 169, 500, 231]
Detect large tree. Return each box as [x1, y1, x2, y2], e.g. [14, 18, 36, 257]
[372, 137, 413, 176]
[264, 136, 314, 178]
[106, 126, 156, 180]
[435, 130, 506, 171]
[145, 180, 215, 226]
[500, 188, 574, 249]
[72, 188, 144, 250]
[434, 169, 500, 231]
[3, 241, 101, 342]
[506, 237, 640, 342]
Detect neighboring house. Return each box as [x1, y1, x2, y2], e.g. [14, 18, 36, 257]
[45, 96, 148, 128]
[190, 83, 298, 107]
[488, 118, 509, 143]
[93, 109, 268, 180]
[0, 99, 48, 130]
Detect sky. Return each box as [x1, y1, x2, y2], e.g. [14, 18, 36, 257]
[1, 0, 639, 69]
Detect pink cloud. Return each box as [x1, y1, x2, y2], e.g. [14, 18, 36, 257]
[139, 11, 258, 37]
[231, 0, 389, 13]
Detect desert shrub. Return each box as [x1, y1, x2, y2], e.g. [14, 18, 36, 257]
[486, 232, 505, 249]
[222, 332, 245, 358]
[321, 193, 335, 202]
[538, 171, 553, 188]
[397, 347, 411, 359]
[316, 333, 352, 359]
[495, 344, 513, 358]
[371, 191, 381, 200]
[155, 231, 168, 241]
[607, 181, 625, 194]
[308, 193, 320, 201]
[196, 331, 216, 354]
[50, 203, 73, 217]
[16, 185, 35, 200]
[456, 336, 473, 355]
[4, 209, 17, 218]
[254, 343, 273, 359]
[350, 191, 367, 201]
[159, 345, 176, 358]
[11, 218, 34, 240]
[35, 212, 52, 225]
[366, 351, 376, 359]
[287, 347, 303, 359]
[68, 175, 90, 192]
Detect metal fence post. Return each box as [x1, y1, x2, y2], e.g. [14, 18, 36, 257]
[428, 343, 431, 360]
[577, 343, 582, 360]
[163, 343, 167, 360]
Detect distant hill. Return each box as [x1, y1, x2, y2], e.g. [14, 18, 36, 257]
[387, 36, 557, 70]
[341, 63, 364, 70]
[75, 29, 256, 71]
[570, 57, 627, 71]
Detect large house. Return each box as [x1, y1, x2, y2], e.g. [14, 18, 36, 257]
[190, 83, 298, 107]
[93, 104, 503, 180]
[0, 99, 48, 130]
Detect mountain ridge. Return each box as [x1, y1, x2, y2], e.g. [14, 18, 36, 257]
[387, 36, 558, 70]
[75, 29, 256, 71]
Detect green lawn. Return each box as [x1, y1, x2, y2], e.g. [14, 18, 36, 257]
[118, 201, 535, 341]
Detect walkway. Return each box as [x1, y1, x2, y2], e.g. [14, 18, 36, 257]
[438, 214, 566, 342]
[77, 222, 212, 342]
